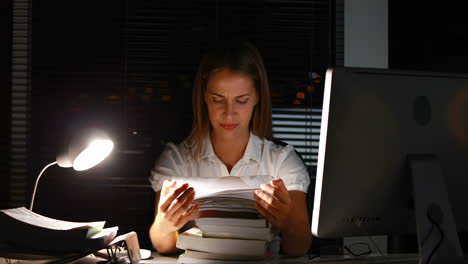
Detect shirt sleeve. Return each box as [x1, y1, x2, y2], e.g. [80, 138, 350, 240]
[148, 142, 186, 192]
[275, 145, 310, 193]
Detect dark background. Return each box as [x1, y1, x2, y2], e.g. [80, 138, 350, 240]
[1, 0, 13, 211]
[2, 0, 468, 254]
[389, 2, 468, 73]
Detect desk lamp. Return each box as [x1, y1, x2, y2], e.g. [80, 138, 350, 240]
[29, 129, 114, 211]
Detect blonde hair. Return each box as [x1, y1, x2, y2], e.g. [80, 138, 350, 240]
[187, 39, 272, 158]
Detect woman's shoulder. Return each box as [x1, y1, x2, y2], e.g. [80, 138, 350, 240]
[258, 136, 295, 153]
[252, 135, 299, 161]
[253, 136, 309, 192]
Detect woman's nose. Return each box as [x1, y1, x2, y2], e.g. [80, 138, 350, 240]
[223, 101, 234, 117]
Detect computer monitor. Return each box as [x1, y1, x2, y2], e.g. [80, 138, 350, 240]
[311, 67, 468, 260]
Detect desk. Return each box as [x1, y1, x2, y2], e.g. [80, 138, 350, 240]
[1, 252, 420, 264]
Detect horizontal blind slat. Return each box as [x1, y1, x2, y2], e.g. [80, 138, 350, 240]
[272, 107, 322, 167]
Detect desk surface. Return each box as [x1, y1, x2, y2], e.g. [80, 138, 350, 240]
[1, 252, 420, 264]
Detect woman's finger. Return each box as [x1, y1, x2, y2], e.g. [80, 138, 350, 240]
[176, 203, 201, 229]
[263, 179, 290, 203]
[159, 183, 189, 211]
[254, 190, 281, 214]
[167, 188, 195, 218]
[271, 179, 288, 191]
[161, 180, 176, 197]
[254, 201, 277, 224]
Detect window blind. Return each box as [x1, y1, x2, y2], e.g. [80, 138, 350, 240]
[272, 107, 322, 168]
[1, 0, 13, 209]
[9, 0, 30, 208]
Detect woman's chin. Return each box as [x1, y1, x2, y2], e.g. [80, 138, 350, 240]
[213, 128, 248, 140]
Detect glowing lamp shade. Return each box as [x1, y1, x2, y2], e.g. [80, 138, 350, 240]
[30, 130, 114, 211]
[56, 132, 114, 170]
[69, 139, 113, 171]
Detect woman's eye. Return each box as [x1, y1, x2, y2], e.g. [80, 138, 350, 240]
[236, 100, 248, 104]
[213, 98, 223, 103]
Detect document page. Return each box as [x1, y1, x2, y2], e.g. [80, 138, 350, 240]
[1, 207, 105, 231]
[172, 175, 272, 200]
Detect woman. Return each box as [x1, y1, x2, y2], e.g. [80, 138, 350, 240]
[148, 39, 311, 256]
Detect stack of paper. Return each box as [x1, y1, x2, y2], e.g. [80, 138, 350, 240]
[0, 207, 118, 254]
[0, 207, 143, 263]
[175, 176, 274, 263]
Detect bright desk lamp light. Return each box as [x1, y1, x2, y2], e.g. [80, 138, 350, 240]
[29, 130, 114, 211]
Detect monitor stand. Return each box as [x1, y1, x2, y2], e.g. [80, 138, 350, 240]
[408, 155, 465, 264]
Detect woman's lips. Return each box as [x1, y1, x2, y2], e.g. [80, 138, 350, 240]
[220, 124, 238, 130]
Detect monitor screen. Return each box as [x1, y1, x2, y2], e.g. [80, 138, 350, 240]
[312, 67, 468, 239]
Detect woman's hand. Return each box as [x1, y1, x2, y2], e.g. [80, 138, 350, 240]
[254, 179, 312, 256]
[254, 178, 292, 230]
[155, 180, 200, 235]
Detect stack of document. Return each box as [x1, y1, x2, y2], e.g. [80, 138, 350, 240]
[174, 176, 274, 263]
[0, 207, 117, 254]
[0, 207, 142, 263]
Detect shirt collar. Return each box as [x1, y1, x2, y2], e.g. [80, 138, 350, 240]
[200, 135, 216, 160]
[200, 132, 262, 163]
[242, 132, 262, 163]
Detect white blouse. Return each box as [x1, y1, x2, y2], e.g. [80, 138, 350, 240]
[149, 133, 310, 193]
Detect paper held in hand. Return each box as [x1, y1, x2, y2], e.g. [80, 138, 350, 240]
[172, 175, 273, 200]
[174, 175, 276, 262]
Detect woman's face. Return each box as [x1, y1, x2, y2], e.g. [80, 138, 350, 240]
[205, 68, 258, 140]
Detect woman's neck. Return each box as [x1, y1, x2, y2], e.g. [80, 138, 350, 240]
[211, 131, 250, 172]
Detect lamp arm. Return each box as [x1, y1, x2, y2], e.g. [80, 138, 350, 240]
[30, 161, 58, 211]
